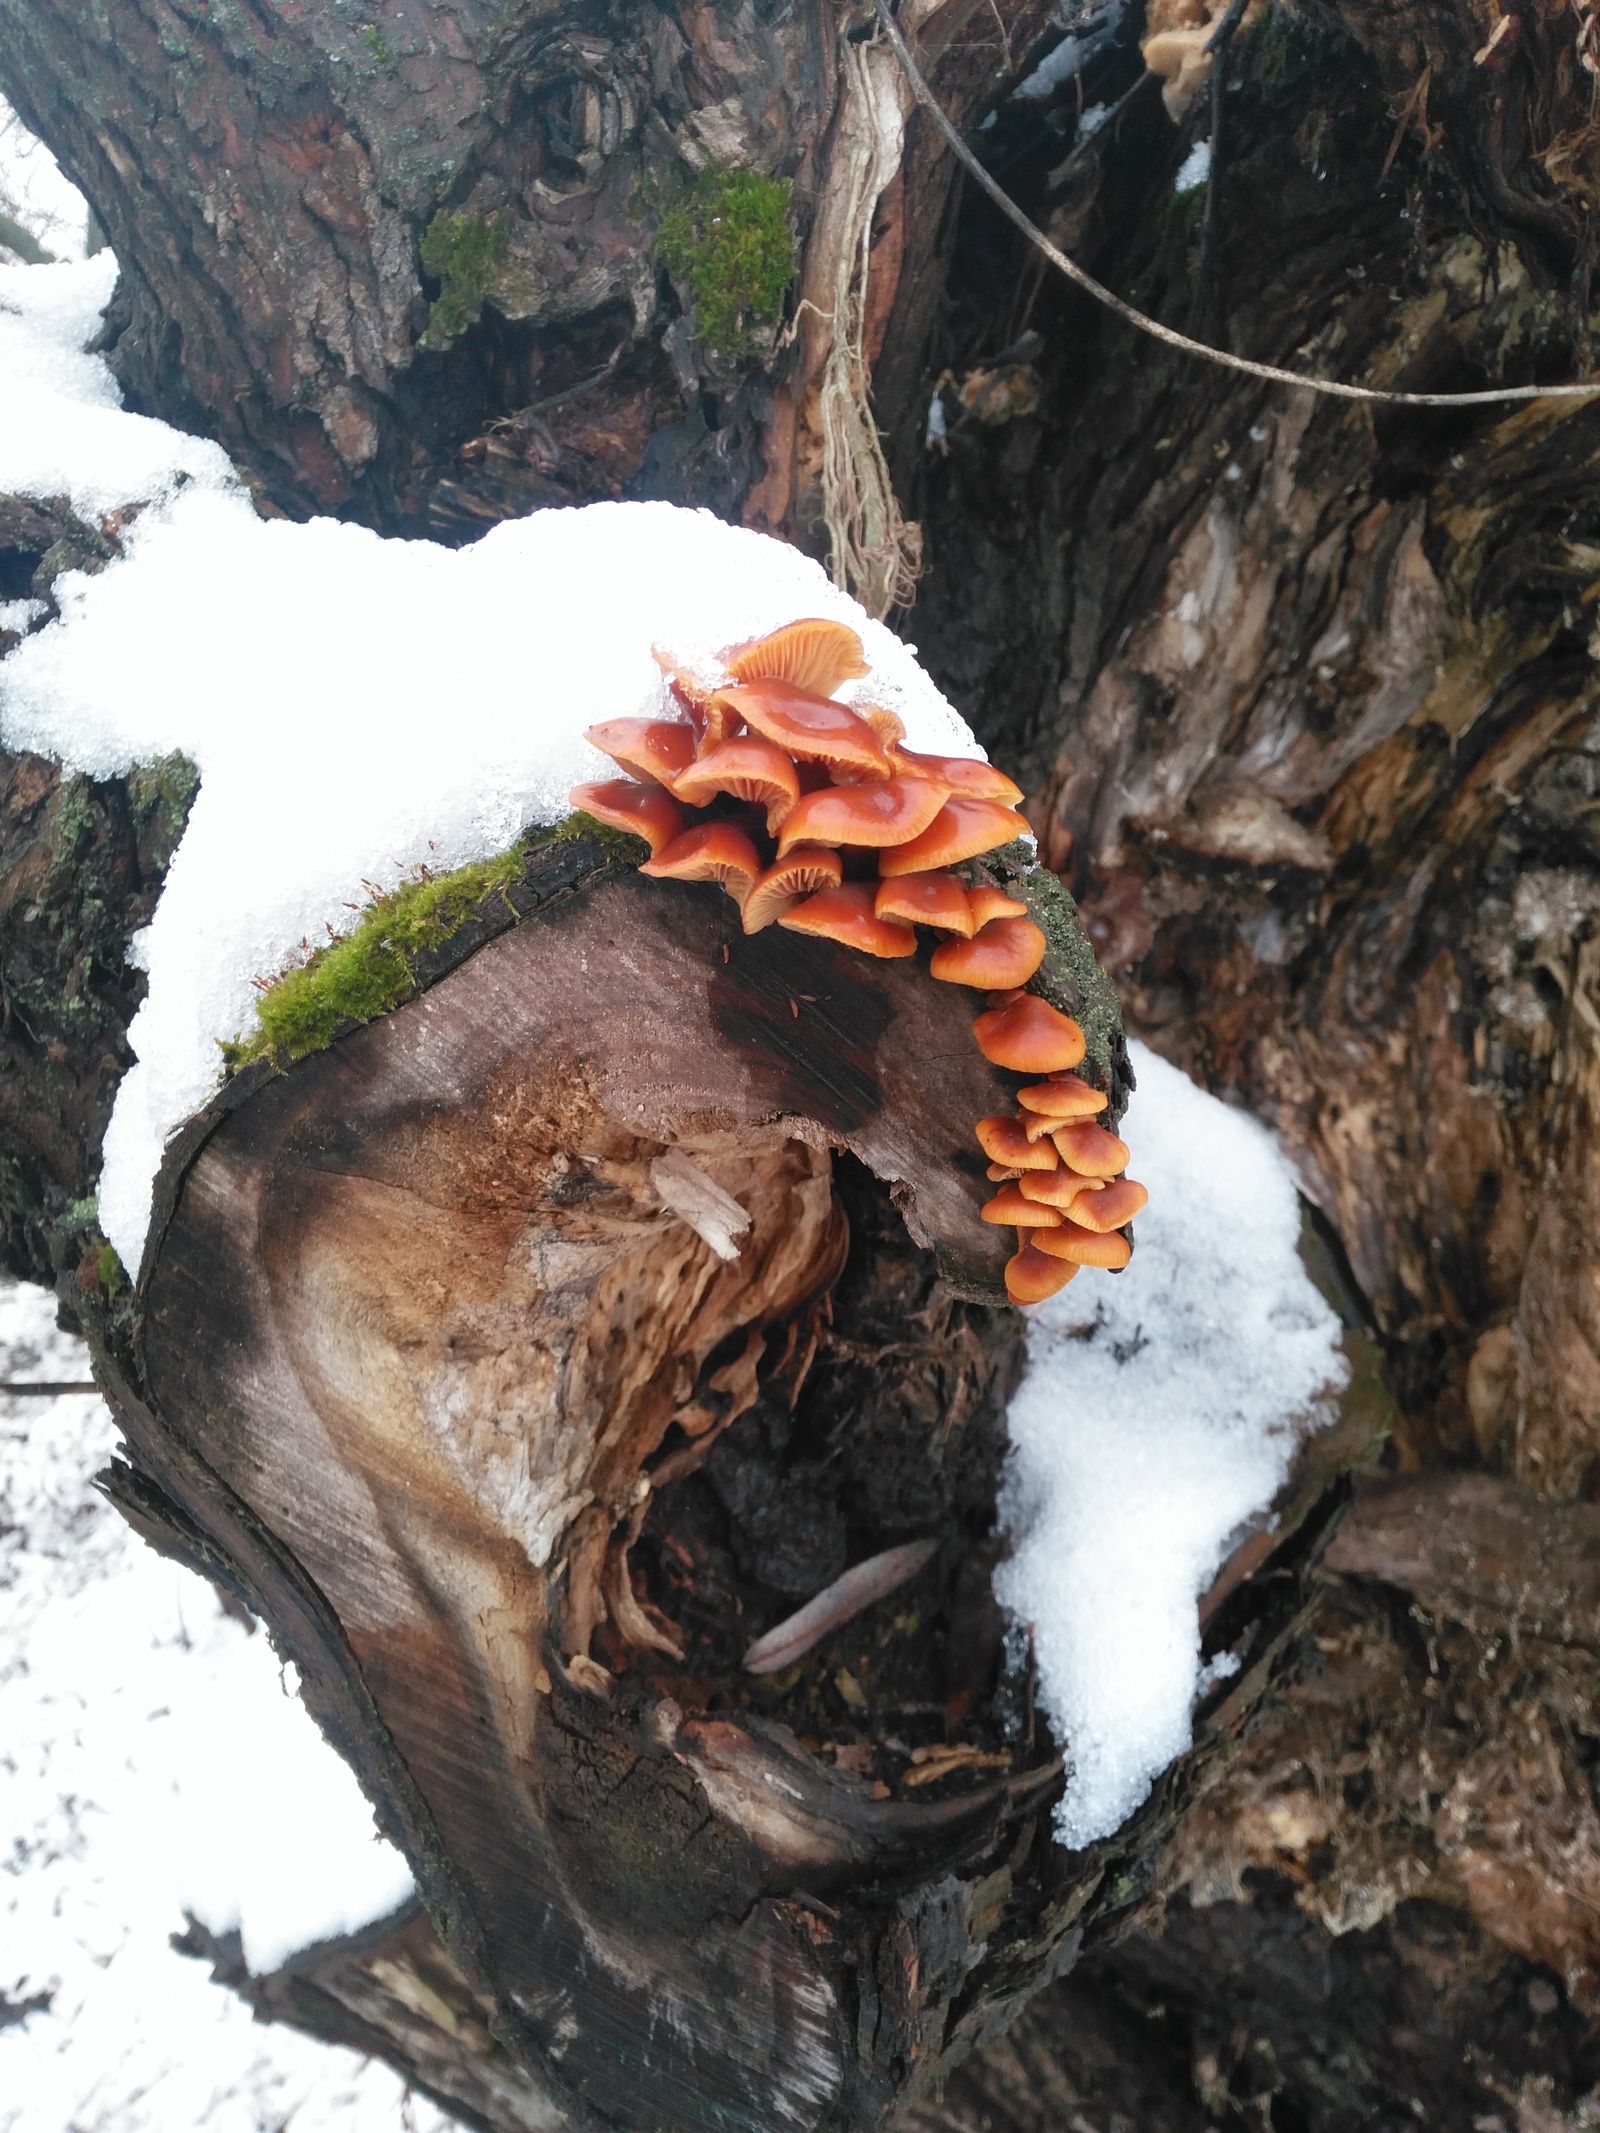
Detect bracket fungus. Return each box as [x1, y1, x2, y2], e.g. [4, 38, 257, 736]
[567, 614, 1148, 1313]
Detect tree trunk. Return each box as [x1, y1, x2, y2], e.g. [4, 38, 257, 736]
[10, 0, 1600, 2122]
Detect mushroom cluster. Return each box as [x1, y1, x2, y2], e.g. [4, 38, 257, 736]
[569, 617, 1146, 1306]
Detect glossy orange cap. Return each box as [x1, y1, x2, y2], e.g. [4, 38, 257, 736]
[878, 795, 1031, 876]
[974, 1115, 1059, 1172]
[1065, 1177, 1148, 1232]
[967, 884, 1029, 928]
[777, 776, 948, 857]
[1006, 1244, 1079, 1304]
[1017, 1169, 1105, 1213]
[584, 718, 697, 787]
[929, 917, 1047, 990]
[777, 883, 918, 957]
[1017, 1074, 1109, 1126]
[1032, 1221, 1132, 1270]
[891, 747, 1025, 806]
[972, 994, 1087, 1073]
[980, 1184, 1062, 1228]
[874, 871, 975, 936]
[715, 680, 892, 778]
[1051, 1121, 1131, 1179]
[569, 778, 685, 857]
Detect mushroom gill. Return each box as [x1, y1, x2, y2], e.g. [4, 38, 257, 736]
[742, 845, 844, 934]
[723, 617, 870, 698]
[671, 735, 800, 835]
[639, 822, 764, 912]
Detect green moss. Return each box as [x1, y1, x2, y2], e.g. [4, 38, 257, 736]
[362, 22, 393, 61]
[418, 209, 508, 351]
[549, 809, 651, 864]
[223, 843, 531, 1071]
[657, 166, 796, 357]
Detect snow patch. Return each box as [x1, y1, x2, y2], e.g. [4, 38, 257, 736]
[997, 1041, 1347, 1849]
[0, 257, 986, 1277]
[0, 100, 89, 263]
[1175, 140, 1213, 193]
[0, 1279, 435, 2133]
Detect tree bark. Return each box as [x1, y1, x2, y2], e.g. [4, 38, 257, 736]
[11, 0, 1600, 2122]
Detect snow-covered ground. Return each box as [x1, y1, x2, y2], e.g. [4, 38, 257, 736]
[0, 96, 89, 262]
[0, 1281, 443, 2133]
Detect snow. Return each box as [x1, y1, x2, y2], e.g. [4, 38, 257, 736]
[0, 1278, 440, 2133]
[996, 1040, 1348, 1850]
[0, 98, 90, 263]
[1175, 140, 1213, 194]
[0, 256, 988, 1279]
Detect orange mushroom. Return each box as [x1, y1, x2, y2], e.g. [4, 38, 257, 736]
[714, 680, 892, 779]
[569, 777, 686, 857]
[778, 883, 917, 957]
[1032, 1220, 1133, 1270]
[972, 994, 1087, 1073]
[875, 871, 976, 936]
[1016, 1074, 1109, 1126]
[1051, 1121, 1131, 1179]
[862, 705, 907, 748]
[1017, 1168, 1105, 1214]
[776, 776, 949, 857]
[670, 735, 800, 835]
[742, 845, 843, 933]
[980, 1184, 1062, 1228]
[1065, 1177, 1148, 1232]
[1006, 1244, 1079, 1304]
[651, 648, 732, 745]
[890, 747, 1026, 806]
[929, 917, 1047, 990]
[878, 796, 1031, 876]
[987, 1163, 1023, 1181]
[639, 822, 763, 910]
[584, 718, 697, 787]
[723, 618, 870, 699]
[974, 1115, 1059, 1171]
[967, 884, 1029, 928]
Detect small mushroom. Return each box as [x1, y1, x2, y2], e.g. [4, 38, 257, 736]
[1016, 1074, 1109, 1125]
[972, 994, 1087, 1073]
[715, 680, 893, 779]
[889, 747, 1025, 806]
[861, 704, 907, 748]
[723, 617, 870, 699]
[778, 883, 918, 957]
[874, 870, 976, 936]
[929, 916, 1047, 990]
[569, 777, 686, 856]
[974, 1115, 1059, 1171]
[671, 735, 800, 835]
[1006, 1244, 1079, 1304]
[584, 718, 697, 787]
[742, 845, 843, 933]
[652, 648, 731, 745]
[1065, 1177, 1149, 1232]
[987, 1162, 1023, 1181]
[1016, 1168, 1104, 1213]
[1050, 1121, 1131, 1179]
[878, 796, 1031, 876]
[967, 884, 1029, 928]
[777, 776, 949, 858]
[1031, 1220, 1133, 1271]
[639, 822, 764, 910]
[980, 1183, 1063, 1227]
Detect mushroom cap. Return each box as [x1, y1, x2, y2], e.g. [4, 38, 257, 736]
[742, 844, 843, 933]
[1006, 1244, 1079, 1304]
[776, 776, 949, 857]
[862, 704, 907, 748]
[670, 735, 800, 835]
[569, 777, 686, 857]
[875, 871, 976, 936]
[878, 795, 1031, 876]
[1051, 1121, 1131, 1179]
[974, 1114, 1059, 1171]
[777, 882, 918, 958]
[715, 680, 893, 777]
[891, 747, 1025, 806]
[1031, 1220, 1133, 1270]
[651, 648, 738, 745]
[1017, 1168, 1105, 1212]
[639, 821, 764, 908]
[723, 618, 870, 699]
[929, 916, 1047, 990]
[980, 1183, 1062, 1228]
[967, 884, 1029, 928]
[1066, 1177, 1148, 1232]
[584, 718, 697, 787]
[1016, 1073, 1109, 1124]
[972, 994, 1087, 1073]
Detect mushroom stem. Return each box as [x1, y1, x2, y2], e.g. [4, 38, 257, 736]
[742, 1538, 939, 1675]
